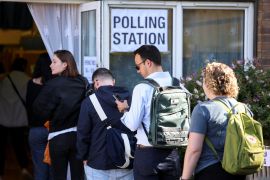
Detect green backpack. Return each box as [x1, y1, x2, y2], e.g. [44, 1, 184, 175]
[205, 100, 265, 175]
[141, 78, 191, 148]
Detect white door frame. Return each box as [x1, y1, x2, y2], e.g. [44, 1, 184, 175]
[79, 1, 101, 74]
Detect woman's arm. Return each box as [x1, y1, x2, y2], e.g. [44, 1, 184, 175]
[32, 83, 58, 121]
[181, 132, 205, 179]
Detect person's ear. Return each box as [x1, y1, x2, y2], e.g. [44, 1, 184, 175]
[145, 59, 152, 67]
[95, 81, 100, 89]
[62, 62, 67, 69]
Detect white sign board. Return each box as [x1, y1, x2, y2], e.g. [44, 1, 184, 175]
[83, 56, 96, 83]
[111, 9, 168, 52]
[264, 149, 270, 166]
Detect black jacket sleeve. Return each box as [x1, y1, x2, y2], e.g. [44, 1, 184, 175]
[32, 82, 59, 121]
[76, 98, 93, 160]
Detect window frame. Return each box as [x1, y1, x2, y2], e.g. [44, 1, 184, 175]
[180, 2, 254, 77]
[83, 1, 254, 78]
[79, 1, 101, 75]
[102, 1, 178, 71]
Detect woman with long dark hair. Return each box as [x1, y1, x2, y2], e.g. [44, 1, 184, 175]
[26, 53, 53, 180]
[33, 50, 86, 180]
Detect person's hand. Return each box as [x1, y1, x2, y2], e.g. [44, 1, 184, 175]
[115, 100, 129, 113]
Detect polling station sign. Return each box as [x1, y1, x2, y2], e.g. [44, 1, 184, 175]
[111, 9, 168, 52]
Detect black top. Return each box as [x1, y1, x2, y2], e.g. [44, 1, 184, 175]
[76, 85, 132, 170]
[33, 75, 86, 133]
[26, 80, 44, 127]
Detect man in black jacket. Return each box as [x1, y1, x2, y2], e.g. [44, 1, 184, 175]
[77, 68, 134, 180]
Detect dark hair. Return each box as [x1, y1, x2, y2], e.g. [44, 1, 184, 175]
[133, 45, 161, 65]
[92, 68, 114, 82]
[32, 53, 53, 83]
[11, 57, 27, 72]
[54, 50, 79, 77]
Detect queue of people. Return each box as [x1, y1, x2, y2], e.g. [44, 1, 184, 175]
[0, 44, 253, 180]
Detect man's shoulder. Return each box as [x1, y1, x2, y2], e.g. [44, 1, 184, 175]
[81, 96, 92, 107]
[10, 71, 30, 82]
[134, 81, 153, 91]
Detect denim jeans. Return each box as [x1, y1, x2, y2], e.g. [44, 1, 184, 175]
[84, 165, 134, 180]
[28, 127, 52, 180]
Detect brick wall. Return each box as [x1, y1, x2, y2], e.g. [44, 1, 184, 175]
[257, 0, 270, 68]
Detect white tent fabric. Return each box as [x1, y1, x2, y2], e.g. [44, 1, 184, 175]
[28, 3, 80, 64]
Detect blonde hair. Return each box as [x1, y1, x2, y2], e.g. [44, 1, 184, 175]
[203, 62, 239, 98]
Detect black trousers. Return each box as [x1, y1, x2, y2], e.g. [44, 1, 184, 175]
[195, 163, 246, 180]
[0, 125, 29, 175]
[133, 147, 180, 180]
[49, 132, 84, 180]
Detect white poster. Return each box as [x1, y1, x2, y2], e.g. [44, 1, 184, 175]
[83, 56, 96, 83]
[264, 149, 270, 166]
[111, 9, 168, 52]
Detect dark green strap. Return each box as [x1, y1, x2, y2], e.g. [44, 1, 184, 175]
[141, 122, 148, 137]
[140, 78, 175, 89]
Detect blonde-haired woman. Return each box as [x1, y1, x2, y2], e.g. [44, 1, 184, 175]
[181, 62, 247, 180]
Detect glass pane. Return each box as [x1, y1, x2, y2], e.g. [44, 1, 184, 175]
[110, 9, 173, 91]
[81, 10, 96, 81]
[183, 9, 244, 77]
[81, 10, 96, 57]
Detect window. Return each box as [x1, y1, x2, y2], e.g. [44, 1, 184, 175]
[183, 9, 244, 76]
[109, 8, 173, 90]
[181, 2, 254, 77]
[80, 1, 254, 88]
[81, 10, 96, 58]
[80, 2, 100, 82]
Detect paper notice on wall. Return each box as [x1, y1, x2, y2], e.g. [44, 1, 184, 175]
[264, 148, 270, 166]
[111, 9, 168, 52]
[83, 56, 96, 83]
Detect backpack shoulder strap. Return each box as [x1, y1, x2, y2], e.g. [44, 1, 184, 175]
[7, 74, 26, 108]
[141, 122, 148, 137]
[213, 99, 246, 114]
[139, 78, 160, 89]
[172, 77, 179, 86]
[213, 99, 231, 113]
[139, 78, 160, 137]
[205, 99, 232, 161]
[89, 94, 107, 121]
[205, 137, 220, 161]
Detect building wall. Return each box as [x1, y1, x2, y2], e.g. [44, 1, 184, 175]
[258, 0, 270, 68]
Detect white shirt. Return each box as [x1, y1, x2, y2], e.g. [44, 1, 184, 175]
[121, 71, 172, 146]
